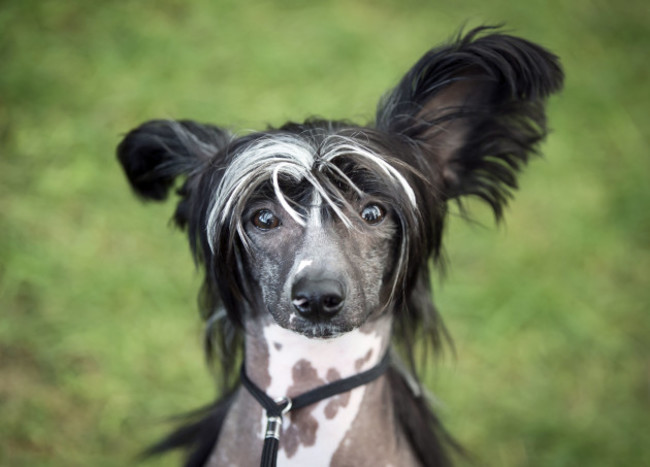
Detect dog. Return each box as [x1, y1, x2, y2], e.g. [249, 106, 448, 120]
[117, 26, 563, 467]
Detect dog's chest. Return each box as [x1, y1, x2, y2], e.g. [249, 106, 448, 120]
[209, 322, 406, 466]
[264, 324, 385, 465]
[209, 382, 404, 467]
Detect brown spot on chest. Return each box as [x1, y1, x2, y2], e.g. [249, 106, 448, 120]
[323, 367, 351, 419]
[326, 367, 341, 381]
[324, 391, 351, 419]
[288, 359, 325, 396]
[355, 349, 373, 371]
[283, 408, 319, 457]
[281, 359, 325, 458]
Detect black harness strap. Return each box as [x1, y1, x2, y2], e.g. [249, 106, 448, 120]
[240, 351, 391, 467]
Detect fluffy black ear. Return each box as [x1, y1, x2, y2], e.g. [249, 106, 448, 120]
[117, 120, 231, 226]
[117, 120, 230, 200]
[376, 26, 564, 218]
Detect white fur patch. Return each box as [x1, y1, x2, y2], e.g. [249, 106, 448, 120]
[296, 259, 312, 274]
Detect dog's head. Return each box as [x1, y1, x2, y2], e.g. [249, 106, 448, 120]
[117, 27, 562, 371]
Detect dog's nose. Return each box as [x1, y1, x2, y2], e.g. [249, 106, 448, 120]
[291, 277, 345, 320]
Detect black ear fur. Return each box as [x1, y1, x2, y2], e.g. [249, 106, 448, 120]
[376, 26, 564, 218]
[117, 120, 231, 227]
[117, 119, 230, 201]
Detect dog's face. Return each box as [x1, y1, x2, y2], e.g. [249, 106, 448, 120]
[203, 131, 418, 338]
[243, 188, 398, 338]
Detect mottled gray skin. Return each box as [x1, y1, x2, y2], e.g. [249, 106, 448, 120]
[208, 196, 420, 466]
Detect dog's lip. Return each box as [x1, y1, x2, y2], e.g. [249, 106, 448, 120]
[308, 326, 344, 339]
[294, 319, 355, 339]
[264, 304, 356, 338]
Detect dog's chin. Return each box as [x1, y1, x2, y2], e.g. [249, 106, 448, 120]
[266, 305, 366, 339]
[297, 322, 353, 339]
[274, 314, 357, 339]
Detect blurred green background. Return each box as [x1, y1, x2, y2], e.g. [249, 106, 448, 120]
[1, 0, 648, 465]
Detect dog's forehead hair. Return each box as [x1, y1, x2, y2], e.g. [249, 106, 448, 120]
[205, 132, 417, 252]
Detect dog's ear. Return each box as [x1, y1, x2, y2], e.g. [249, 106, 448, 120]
[117, 119, 231, 226]
[376, 27, 563, 218]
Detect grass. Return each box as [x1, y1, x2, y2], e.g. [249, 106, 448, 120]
[1, 0, 648, 465]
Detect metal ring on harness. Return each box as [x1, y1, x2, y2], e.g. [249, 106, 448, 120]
[275, 396, 292, 415]
[264, 397, 292, 440]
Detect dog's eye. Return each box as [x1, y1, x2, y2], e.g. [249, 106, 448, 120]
[360, 204, 385, 225]
[252, 209, 281, 231]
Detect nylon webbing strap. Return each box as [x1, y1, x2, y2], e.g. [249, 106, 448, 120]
[240, 351, 390, 467]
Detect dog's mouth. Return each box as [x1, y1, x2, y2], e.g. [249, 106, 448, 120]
[300, 322, 349, 339]
[288, 313, 356, 338]
[263, 303, 361, 339]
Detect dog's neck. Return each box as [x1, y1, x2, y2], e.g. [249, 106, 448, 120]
[243, 316, 392, 400]
[210, 316, 421, 466]
[209, 315, 413, 466]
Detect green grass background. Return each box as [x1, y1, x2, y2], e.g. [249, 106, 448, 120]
[1, 0, 648, 465]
